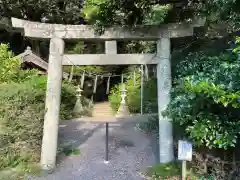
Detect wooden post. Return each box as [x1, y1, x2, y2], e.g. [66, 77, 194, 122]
[105, 122, 109, 164]
[140, 65, 144, 115]
[156, 38, 174, 163]
[41, 37, 64, 171]
[182, 160, 187, 180]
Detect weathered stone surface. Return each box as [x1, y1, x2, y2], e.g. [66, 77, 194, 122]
[105, 41, 117, 54]
[116, 103, 130, 118]
[41, 37, 64, 171]
[11, 17, 205, 40]
[116, 84, 130, 118]
[156, 38, 174, 163]
[62, 54, 158, 65]
[73, 86, 84, 117]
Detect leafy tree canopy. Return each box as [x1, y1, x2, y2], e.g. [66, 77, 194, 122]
[164, 38, 240, 149]
[82, 0, 240, 33]
[0, 43, 38, 83]
[0, 0, 83, 24]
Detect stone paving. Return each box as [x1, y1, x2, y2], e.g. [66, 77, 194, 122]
[30, 116, 158, 180]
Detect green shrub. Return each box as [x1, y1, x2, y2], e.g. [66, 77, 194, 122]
[60, 81, 77, 119]
[108, 83, 122, 112]
[164, 37, 240, 149]
[109, 71, 141, 113]
[0, 43, 93, 171]
[0, 43, 91, 120]
[109, 70, 158, 114]
[146, 162, 181, 179]
[0, 78, 45, 170]
[0, 43, 38, 83]
[0, 75, 86, 170]
[145, 162, 211, 180]
[141, 78, 158, 114]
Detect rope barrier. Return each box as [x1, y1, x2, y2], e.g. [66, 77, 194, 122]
[64, 57, 156, 79]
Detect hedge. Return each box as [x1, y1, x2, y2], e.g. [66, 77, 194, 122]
[0, 43, 93, 170]
[0, 75, 91, 170]
[109, 70, 158, 114]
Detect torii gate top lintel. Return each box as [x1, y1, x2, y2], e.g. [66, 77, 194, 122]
[11, 17, 205, 40]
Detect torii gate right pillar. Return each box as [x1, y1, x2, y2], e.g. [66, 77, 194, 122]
[156, 38, 174, 163]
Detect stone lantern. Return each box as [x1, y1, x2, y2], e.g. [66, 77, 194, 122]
[73, 85, 84, 117]
[116, 84, 130, 117]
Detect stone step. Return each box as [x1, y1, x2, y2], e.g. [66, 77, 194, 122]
[93, 106, 112, 109]
[92, 111, 114, 114]
[92, 110, 113, 113]
[93, 107, 112, 111]
[92, 101, 114, 117]
[93, 112, 113, 114]
[92, 114, 114, 116]
[93, 111, 113, 113]
[93, 105, 112, 108]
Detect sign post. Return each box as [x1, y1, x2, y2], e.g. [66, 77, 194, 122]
[178, 140, 192, 180]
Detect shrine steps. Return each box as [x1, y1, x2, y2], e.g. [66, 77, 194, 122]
[92, 101, 115, 117]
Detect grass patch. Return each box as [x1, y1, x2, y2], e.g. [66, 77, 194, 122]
[0, 163, 41, 180]
[146, 162, 181, 179]
[58, 145, 81, 156]
[145, 161, 214, 180]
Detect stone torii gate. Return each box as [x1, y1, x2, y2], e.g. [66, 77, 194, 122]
[11, 17, 204, 171]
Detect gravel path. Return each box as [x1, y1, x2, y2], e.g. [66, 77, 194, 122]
[30, 116, 158, 180]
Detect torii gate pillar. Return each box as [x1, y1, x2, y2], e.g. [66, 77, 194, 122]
[41, 37, 64, 171]
[157, 38, 174, 163]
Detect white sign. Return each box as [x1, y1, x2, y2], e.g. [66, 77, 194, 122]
[178, 140, 192, 161]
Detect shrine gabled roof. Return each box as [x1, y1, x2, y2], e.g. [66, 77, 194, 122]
[17, 46, 69, 79]
[17, 46, 48, 70]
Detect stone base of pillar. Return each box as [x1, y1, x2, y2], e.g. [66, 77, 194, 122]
[159, 119, 174, 163]
[40, 165, 55, 174]
[116, 102, 130, 118]
[73, 98, 84, 117]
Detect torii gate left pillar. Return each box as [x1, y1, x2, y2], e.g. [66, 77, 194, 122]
[41, 37, 64, 171]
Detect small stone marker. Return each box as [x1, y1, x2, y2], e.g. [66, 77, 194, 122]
[178, 140, 192, 180]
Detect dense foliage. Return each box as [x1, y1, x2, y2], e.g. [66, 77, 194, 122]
[0, 44, 38, 83]
[0, 77, 45, 170]
[188, 0, 240, 31]
[109, 71, 141, 113]
[0, 0, 82, 24]
[82, 0, 171, 27]
[0, 44, 88, 170]
[109, 68, 158, 114]
[82, 0, 240, 30]
[164, 38, 240, 149]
